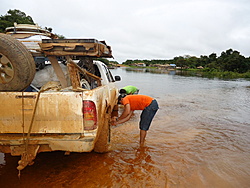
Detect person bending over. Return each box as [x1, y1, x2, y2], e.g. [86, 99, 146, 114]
[112, 94, 159, 146]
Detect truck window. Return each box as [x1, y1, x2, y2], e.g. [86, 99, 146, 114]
[94, 64, 101, 77]
[102, 65, 115, 82]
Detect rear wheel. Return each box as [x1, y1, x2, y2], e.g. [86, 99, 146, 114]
[0, 34, 36, 91]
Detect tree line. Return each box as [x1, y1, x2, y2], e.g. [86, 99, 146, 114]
[123, 49, 250, 73]
[0, 9, 64, 38]
[0, 9, 34, 33]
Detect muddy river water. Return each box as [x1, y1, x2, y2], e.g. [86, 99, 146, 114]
[0, 67, 250, 188]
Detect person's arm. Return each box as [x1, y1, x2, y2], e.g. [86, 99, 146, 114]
[118, 103, 131, 120]
[112, 104, 133, 125]
[115, 111, 133, 125]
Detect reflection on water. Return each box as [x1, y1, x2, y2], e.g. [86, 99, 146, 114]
[125, 67, 175, 75]
[0, 67, 249, 187]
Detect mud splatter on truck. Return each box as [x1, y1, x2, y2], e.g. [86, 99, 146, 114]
[0, 23, 120, 171]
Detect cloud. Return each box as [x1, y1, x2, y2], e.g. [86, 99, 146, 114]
[1, 0, 250, 63]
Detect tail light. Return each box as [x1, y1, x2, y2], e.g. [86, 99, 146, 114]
[82, 100, 97, 130]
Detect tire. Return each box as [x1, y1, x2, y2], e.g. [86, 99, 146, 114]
[94, 111, 111, 153]
[0, 34, 36, 91]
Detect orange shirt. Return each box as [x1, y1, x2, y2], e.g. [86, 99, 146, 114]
[122, 95, 153, 110]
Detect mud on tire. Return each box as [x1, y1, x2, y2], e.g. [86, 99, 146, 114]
[94, 112, 111, 153]
[0, 34, 36, 91]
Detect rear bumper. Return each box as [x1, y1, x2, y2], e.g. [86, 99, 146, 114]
[0, 133, 96, 156]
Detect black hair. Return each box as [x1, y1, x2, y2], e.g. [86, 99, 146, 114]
[119, 89, 126, 94]
[118, 94, 126, 104]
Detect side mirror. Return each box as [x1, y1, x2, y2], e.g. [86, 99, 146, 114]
[114, 75, 121, 81]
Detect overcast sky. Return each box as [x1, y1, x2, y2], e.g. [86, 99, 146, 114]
[1, 0, 250, 63]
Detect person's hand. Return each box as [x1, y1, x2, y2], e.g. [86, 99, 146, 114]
[111, 116, 117, 122]
[111, 116, 118, 126]
[111, 121, 118, 126]
[111, 120, 118, 126]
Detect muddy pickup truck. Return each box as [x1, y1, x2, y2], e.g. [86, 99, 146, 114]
[0, 23, 120, 171]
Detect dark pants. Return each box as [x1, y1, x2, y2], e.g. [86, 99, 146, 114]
[139, 99, 159, 131]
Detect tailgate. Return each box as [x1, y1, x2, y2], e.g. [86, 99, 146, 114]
[0, 92, 84, 133]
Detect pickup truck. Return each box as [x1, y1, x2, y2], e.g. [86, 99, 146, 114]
[0, 23, 120, 171]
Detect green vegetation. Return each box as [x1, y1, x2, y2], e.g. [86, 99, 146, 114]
[0, 9, 34, 33]
[96, 58, 119, 66]
[0, 9, 65, 38]
[122, 49, 250, 78]
[179, 68, 250, 79]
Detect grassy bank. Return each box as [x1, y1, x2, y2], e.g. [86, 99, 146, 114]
[125, 65, 250, 79]
[182, 68, 250, 79]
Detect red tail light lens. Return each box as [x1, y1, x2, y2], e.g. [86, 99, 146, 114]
[82, 100, 97, 130]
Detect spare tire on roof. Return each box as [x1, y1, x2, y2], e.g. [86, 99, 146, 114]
[0, 34, 36, 91]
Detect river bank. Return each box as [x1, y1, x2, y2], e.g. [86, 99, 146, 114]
[121, 65, 250, 79]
